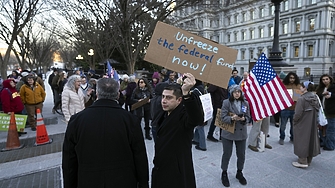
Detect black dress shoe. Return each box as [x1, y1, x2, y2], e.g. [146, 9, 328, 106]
[192, 140, 199, 145]
[221, 172, 230, 187]
[31, 127, 36, 131]
[323, 146, 334, 151]
[195, 145, 207, 151]
[236, 171, 247, 185]
[207, 135, 218, 142]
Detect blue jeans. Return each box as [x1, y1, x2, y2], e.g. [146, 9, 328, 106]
[279, 109, 294, 140]
[193, 126, 206, 149]
[325, 117, 335, 149]
[207, 107, 218, 137]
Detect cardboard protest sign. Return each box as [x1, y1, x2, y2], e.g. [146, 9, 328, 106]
[144, 21, 238, 88]
[214, 109, 235, 134]
[131, 97, 150, 111]
[0, 113, 27, 132]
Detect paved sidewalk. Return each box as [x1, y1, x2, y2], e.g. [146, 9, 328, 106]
[0, 73, 334, 187]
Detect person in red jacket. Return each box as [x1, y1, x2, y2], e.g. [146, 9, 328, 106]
[1, 79, 24, 114]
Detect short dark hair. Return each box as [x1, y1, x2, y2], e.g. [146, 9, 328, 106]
[163, 84, 182, 99]
[232, 69, 238, 74]
[96, 78, 119, 100]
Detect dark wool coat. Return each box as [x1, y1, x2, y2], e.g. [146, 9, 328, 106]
[62, 99, 149, 188]
[318, 83, 335, 117]
[293, 92, 321, 158]
[151, 95, 204, 188]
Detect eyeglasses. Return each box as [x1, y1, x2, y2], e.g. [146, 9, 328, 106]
[139, 81, 144, 84]
[289, 77, 295, 79]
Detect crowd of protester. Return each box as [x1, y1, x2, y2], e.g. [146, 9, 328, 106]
[1, 67, 334, 188]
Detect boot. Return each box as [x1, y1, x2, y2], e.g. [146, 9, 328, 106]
[145, 130, 152, 140]
[221, 171, 230, 187]
[236, 170, 247, 185]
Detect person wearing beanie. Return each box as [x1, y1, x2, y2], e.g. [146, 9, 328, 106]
[16, 70, 30, 91]
[0, 79, 24, 114]
[220, 84, 250, 187]
[292, 81, 320, 168]
[20, 73, 46, 131]
[151, 72, 160, 89]
[125, 75, 137, 111]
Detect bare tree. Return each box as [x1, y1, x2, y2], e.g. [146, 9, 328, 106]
[49, 0, 203, 74]
[0, 0, 43, 79]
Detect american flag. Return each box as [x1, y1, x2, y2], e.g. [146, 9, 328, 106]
[242, 53, 293, 121]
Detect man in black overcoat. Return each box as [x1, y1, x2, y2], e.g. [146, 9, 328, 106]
[62, 78, 149, 188]
[151, 73, 204, 188]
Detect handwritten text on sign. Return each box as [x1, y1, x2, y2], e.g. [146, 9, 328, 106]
[144, 22, 238, 88]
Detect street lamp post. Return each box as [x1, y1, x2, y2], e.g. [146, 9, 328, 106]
[88, 49, 94, 69]
[268, 0, 292, 67]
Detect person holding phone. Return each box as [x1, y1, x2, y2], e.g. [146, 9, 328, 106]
[220, 84, 250, 187]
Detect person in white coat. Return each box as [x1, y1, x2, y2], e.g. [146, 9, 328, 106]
[62, 75, 91, 123]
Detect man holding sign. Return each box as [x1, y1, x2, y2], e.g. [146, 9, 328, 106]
[151, 73, 203, 188]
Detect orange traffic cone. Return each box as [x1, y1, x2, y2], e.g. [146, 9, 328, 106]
[35, 109, 53, 146]
[1, 112, 25, 152]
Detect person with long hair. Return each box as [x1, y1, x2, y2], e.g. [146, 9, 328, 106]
[62, 75, 91, 123]
[53, 72, 68, 114]
[279, 72, 301, 145]
[131, 78, 153, 140]
[220, 85, 250, 187]
[316, 74, 335, 151]
[292, 81, 320, 168]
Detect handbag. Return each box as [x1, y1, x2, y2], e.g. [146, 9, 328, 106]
[317, 96, 327, 126]
[214, 108, 235, 133]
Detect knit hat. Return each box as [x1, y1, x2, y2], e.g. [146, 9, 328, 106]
[229, 84, 242, 95]
[21, 72, 29, 77]
[303, 81, 314, 88]
[152, 72, 160, 80]
[121, 74, 129, 80]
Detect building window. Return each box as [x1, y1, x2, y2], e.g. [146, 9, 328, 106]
[250, 10, 254, 20]
[271, 5, 275, 15]
[311, 0, 316, 4]
[250, 49, 254, 59]
[250, 30, 254, 39]
[234, 15, 238, 24]
[309, 18, 315, 30]
[242, 12, 246, 22]
[282, 23, 288, 34]
[283, 0, 289, 11]
[270, 26, 274, 37]
[308, 45, 313, 57]
[227, 16, 231, 26]
[242, 31, 246, 40]
[234, 33, 238, 41]
[258, 49, 263, 56]
[296, 0, 302, 8]
[282, 47, 287, 57]
[294, 46, 299, 57]
[295, 21, 301, 32]
[241, 51, 245, 60]
[260, 7, 264, 18]
[304, 68, 311, 77]
[227, 34, 230, 43]
[259, 28, 264, 38]
[331, 16, 334, 30]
